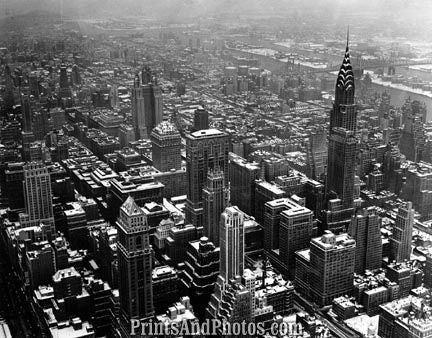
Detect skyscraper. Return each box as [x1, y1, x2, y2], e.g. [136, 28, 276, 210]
[20, 162, 55, 236]
[327, 128, 358, 209]
[193, 108, 209, 131]
[349, 207, 382, 273]
[219, 206, 245, 282]
[207, 206, 252, 325]
[21, 94, 35, 161]
[425, 250, 432, 289]
[228, 153, 261, 216]
[181, 237, 220, 321]
[29, 71, 39, 98]
[117, 197, 154, 336]
[131, 74, 145, 138]
[131, 68, 163, 139]
[21, 94, 32, 134]
[389, 202, 414, 263]
[71, 64, 81, 85]
[185, 129, 230, 228]
[59, 63, 72, 98]
[325, 32, 359, 232]
[329, 32, 357, 134]
[264, 198, 313, 274]
[203, 169, 229, 246]
[3, 64, 14, 111]
[59, 64, 69, 89]
[150, 121, 182, 172]
[279, 202, 313, 270]
[306, 126, 327, 180]
[309, 231, 356, 306]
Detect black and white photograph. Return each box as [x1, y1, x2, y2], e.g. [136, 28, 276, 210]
[0, 0, 431, 337]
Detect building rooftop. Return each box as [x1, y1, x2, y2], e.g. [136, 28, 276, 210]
[296, 248, 310, 261]
[49, 318, 94, 338]
[53, 267, 80, 283]
[256, 181, 286, 195]
[311, 231, 356, 251]
[152, 121, 180, 135]
[380, 295, 427, 317]
[344, 314, 379, 337]
[333, 296, 355, 309]
[189, 128, 226, 139]
[152, 265, 176, 279]
[121, 196, 144, 217]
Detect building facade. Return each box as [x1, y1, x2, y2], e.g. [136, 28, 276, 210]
[185, 129, 230, 228]
[116, 197, 154, 336]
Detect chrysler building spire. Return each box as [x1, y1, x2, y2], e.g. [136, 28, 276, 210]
[335, 27, 354, 102]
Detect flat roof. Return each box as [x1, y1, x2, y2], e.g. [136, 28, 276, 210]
[189, 128, 226, 138]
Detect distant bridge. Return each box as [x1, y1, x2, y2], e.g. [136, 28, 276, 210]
[304, 58, 432, 74]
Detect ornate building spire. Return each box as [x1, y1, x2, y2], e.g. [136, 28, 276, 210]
[329, 27, 357, 134]
[347, 25, 349, 49]
[336, 27, 354, 98]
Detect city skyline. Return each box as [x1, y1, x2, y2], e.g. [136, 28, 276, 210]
[0, 2, 432, 338]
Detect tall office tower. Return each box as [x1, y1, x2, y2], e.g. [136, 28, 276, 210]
[131, 74, 145, 138]
[110, 84, 119, 108]
[306, 127, 328, 179]
[203, 169, 229, 246]
[263, 198, 313, 274]
[29, 71, 39, 98]
[400, 162, 432, 220]
[401, 98, 427, 124]
[325, 128, 358, 232]
[149, 84, 163, 134]
[150, 121, 182, 172]
[229, 154, 261, 216]
[193, 108, 209, 131]
[220, 206, 245, 282]
[119, 124, 136, 148]
[327, 127, 358, 207]
[399, 114, 426, 163]
[378, 91, 391, 122]
[207, 206, 252, 325]
[20, 162, 55, 236]
[131, 68, 163, 139]
[71, 64, 81, 85]
[21, 94, 32, 133]
[389, 202, 414, 263]
[181, 237, 220, 321]
[3, 64, 15, 111]
[349, 207, 382, 274]
[117, 197, 154, 336]
[254, 181, 287, 224]
[59, 64, 72, 98]
[425, 250, 432, 288]
[279, 202, 313, 270]
[59, 64, 69, 89]
[185, 129, 230, 228]
[306, 126, 327, 180]
[309, 231, 356, 306]
[383, 144, 403, 193]
[25, 242, 56, 288]
[21, 119, 38, 161]
[325, 33, 358, 231]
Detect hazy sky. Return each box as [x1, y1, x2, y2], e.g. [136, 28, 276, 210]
[1, 0, 429, 17]
[1, 0, 432, 38]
